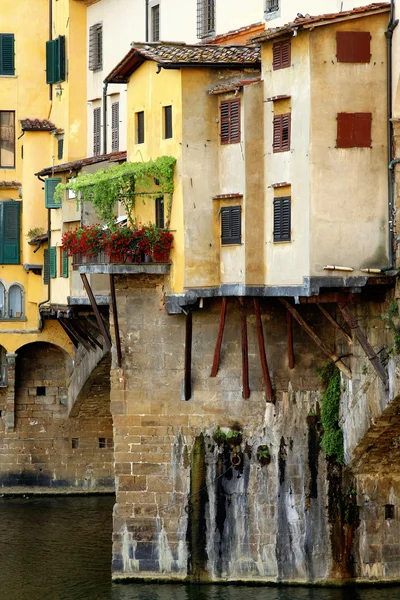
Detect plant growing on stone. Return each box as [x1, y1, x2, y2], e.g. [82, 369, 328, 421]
[213, 425, 243, 447]
[381, 300, 400, 356]
[256, 444, 271, 466]
[27, 227, 45, 240]
[317, 361, 344, 464]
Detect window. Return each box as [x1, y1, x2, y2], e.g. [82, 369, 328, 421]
[337, 112, 372, 148]
[57, 137, 64, 160]
[0, 34, 15, 76]
[273, 39, 291, 70]
[46, 36, 66, 84]
[93, 107, 101, 156]
[265, 0, 279, 13]
[273, 113, 291, 152]
[221, 206, 241, 245]
[0, 347, 6, 386]
[163, 105, 172, 139]
[43, 249, 49, 284]
[89, 23, 103, 71]
[273, 196, 291, 242]
[136, 111, 144, 144]
[99, 438, 106, 449]
[385, 504, 395, 520]
[197, 0, 215, 39]
[220, 100, 240, 144]
[36, 386, 46, 396]
[111, 102, 119, 152]
[155, 196, 164, 229]
[71, 438, 79, 449]
[336, 31, 371, 63]
[0, 201, 20, 264]
[152, 5, 160, 42]
[9, 285, 22, 318]
[45, 177, 62, 208]
[0, 110, 15, 168]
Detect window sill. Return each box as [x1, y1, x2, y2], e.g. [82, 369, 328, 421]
[0, 74, 17, 78]
[221, 243, 242, 247]
[0, 166, 16, 170]
[273, 240, 291, 244]
[0, 317, 26, 322]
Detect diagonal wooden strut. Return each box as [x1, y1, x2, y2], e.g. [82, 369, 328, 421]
[280, 299, 352, 379]
[109, 274, 122, 368]
[80, 273, 112, 352]
[338, 303, 388, 388]
[239, 298, 250, 399]
[184, 309, 193, 401]
[287, 310, 295, 369]
[59, 317, 92, 352]
[253, 299, 273, 402]
[317, 303, 353, 345]
[211, 297, 227, 377]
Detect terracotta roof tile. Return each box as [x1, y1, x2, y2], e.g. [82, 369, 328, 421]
[35, 151, 127, 177]
[20, 118, 56, 132]
[0, 180, 21, 189]
[252, 3, 390, 42]
[202, 22, 265, 45]
[106, 42, 261, 83]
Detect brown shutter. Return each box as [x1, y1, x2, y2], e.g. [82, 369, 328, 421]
[220, 101, 230, 143]
[337, 113, 355, 148]
[273, 40, 291, 70]
[220, 100, 240, 144]
[354, 112, 372, 147]
[93, 107, 101, 156]
[273, 113, 291, 152]
[272, 42, 281, 70]
[281, 113, 291, 151]
[354, 32, 371, 63]
[273, 115, 282, 152]
[337, 31, 371, 63]
[111, 102, 119, 152]
[230, 100, 240, 143]
[281, 40, 291, 68]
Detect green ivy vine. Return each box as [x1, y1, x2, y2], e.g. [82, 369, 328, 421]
[54, 156, 176, 226]
[317, 361, 344, 464]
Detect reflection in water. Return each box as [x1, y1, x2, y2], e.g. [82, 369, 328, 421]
[0, 496, 399, 600]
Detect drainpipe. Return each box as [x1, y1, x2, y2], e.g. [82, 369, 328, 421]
[103, 80, 108, 155]
[145, 0, 149, 42]
[383, 0, 399, 271]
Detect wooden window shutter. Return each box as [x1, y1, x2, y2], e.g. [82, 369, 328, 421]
[220, 100, 240, 144]
[0, 34, 15, 76]
[49, 246, 57, 278]
[273, 197, 291, 242]
[62, 250, 69, 278]
[89, 23, 102, 71]
[93, 107, 101, 156]
[46, 40, 56, 84]
[45, 177, 62, 208]
[337, 31, 371, 63]
[155, 196, 165, 229]
[337, 113, 355, 147]
[46, 37, 65, 84]
[0, 201, 20, 264]
[354, 112, 372, 147]
[43, 249, 50, 284]
[57, 35, 66, 82]
[273, 113, 291, 152]
[111, 102, 119, 152]
[273, 39, 291, 70]
[221, 206, 241, 245]
[57, 138, 64, 160]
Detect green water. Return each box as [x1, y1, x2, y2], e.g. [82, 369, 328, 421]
[0, 496, 398, 600]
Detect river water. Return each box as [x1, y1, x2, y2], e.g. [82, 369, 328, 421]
[0, 495, 399, 600]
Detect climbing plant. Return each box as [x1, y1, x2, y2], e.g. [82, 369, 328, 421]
[54, 156, 176, 227]
[317, 361, 344, 464]
[381, 300, 400, 356]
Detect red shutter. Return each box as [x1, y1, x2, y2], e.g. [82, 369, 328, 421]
[354, 32, 371, 63]
[354, 112, 372, 147]
[336, 31, 354, 62]
[220, 101, 230, 144]
[337, 31, 371, 63]
[273, 40, 291, 70]
[337, 113, 355, 148]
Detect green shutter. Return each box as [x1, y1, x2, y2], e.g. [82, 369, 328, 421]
[46, 37, 66, 84]
[0, 201, 20, 265]
[43, 249, 49, 284]
[62, 250, 69, 278]
[57, 36, 66, 82]
[50, 246, 57, 278]
[0, 34, 15, 76]
[46, 40, 56, 84]
[45, 177, 62, 208]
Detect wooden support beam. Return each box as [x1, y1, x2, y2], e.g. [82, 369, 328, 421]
[254, 299, 273, 402]
[287, 310, 295, 369]
[71, 320, 98, 350]
[239, 298, 250, 399]
[76, 319, 103, 350]
[59, 317, 92, 352]
[280, 299, 352, 379]
[109, 274, 122, 368]
[184, 309, 193, 401]
[58, 318, 79, 348]
[338, 303, 388, 388]
[211, 297, 227, 377]
[80, 273, 112, 351]
[317, 303, 353, 345]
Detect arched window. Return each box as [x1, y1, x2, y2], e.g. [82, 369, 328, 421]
[0, 283, 5, 318]
[0, 347, 6, 386]
[9, 285, 23, 318]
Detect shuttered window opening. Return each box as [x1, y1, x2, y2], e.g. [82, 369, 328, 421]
[197, 0, 216, 39]
[62, 250, 69, 278]
[0, 34, 15, 76]
[164, 105, 172, 139]
[45, 177, 62, 208]
[0, 110, 15, 168]
[337, 112, 372, 148]
[49, 246, 57, 279]
[155, 196, 165, 229]
[336, 31, 371, 63]
[136, 111, 145, 144]
[57, 137, 64, 160]
[46, 36, 66, 84]
[111, 102, 119, 152]
[273, 39, 291, 70]
[89, 23, 103, 71]
[0, 201, 21, 265]
[273, 113, 291, 152]
[273, 196, 291, 242]
[221, 206, 242, 245]
[220, 100, 240, 144]
[152, 5, 160, 42]
[266, 0, 279, 13]
[43, 249, 49, 284]
[93, 107, 101, 156]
